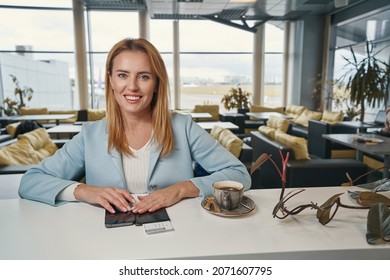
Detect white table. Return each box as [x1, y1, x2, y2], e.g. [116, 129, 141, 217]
[197, 121, 239, 132]
[246, 112, 293, 121]
[12, 114, 75, 125]
[323, 134, 390, 178]
[46, 124, 82, 134]
[0, 174, 21, 199]
[0, 176, 389, 260]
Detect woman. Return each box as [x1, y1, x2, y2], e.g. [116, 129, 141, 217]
[19, 38, 251, 214]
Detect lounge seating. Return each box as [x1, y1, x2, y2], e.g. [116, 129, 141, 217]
[244, 105, 285, 134]
[250, 130, 367, 189]
[0, 128, 58, 174]
[194, 125, 253, 176]
[308, 119, 356, 159]
[192, 105, 220, 121]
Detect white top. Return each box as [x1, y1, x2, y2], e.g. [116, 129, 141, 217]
[122, 139, 151, 194]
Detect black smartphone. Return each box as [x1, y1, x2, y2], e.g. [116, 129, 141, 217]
[135, 208, 170, 226]
[104, 210, 135, 228]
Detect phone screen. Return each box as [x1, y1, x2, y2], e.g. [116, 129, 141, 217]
[105, 210, 135, 228]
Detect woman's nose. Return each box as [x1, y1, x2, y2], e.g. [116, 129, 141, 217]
[128, 77, 139, 91]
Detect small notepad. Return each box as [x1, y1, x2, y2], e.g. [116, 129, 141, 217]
[143, 221, 174, 234]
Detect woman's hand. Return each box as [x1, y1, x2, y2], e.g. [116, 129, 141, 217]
[74, 184, 136, 213]
[131, 181, 200, 214]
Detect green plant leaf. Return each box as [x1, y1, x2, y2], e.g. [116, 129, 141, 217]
[357, 192, 390, 207]
[316, 193, 343, 225]
[272, 200, 282, 217]
[366, 203, 390, 245]
[347, 190, 361, 202]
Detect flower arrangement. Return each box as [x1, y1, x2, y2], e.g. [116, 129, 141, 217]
[250, 151, 390, 245]
[221, 85, 251, 111]
[0, 74, 33, 116]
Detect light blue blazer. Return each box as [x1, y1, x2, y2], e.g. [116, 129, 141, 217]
[19, 113, 251, 206]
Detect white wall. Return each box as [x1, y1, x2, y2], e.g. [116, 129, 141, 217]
[0, 53, 73, 111]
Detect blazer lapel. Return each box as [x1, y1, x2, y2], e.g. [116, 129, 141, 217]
[148, 140, 162, 183]
[110, 147, 126, 186]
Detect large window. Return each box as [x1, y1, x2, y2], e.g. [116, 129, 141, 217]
[264, 23, 284, 107]
[0, 2, 75, 110]
[179, 20, 253, 112]
[332, 8, 390, 120]
[87, 10, 139, 108]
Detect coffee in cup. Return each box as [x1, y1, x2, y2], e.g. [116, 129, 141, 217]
[212, 180, 244, 210]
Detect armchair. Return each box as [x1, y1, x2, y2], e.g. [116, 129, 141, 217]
[250, 131, 367, 189]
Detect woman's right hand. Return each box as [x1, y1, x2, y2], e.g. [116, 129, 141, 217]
[74, 184, 135, 213]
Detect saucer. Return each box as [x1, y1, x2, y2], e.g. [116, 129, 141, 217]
[201, 195, 256, 217]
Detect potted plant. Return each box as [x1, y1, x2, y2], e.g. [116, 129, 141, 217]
[336, 42, 390, 121]
[0, 74, 33, 116]
[221, 85, 251, 113]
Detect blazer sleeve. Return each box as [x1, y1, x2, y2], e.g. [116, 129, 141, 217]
[177, 115, 251, 196]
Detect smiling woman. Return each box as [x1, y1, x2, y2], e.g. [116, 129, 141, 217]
[18, 38, 252, 216]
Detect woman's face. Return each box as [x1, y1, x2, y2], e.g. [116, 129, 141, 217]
[110, 50, 157, 118]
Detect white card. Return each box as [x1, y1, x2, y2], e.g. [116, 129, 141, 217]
[143, 221, 174, 234]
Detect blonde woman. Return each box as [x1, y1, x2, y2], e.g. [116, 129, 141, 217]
[19, 38, 251, 214]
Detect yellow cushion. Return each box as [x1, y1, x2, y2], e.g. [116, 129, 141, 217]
[274, 130, 310, 160]
[267, 116, 289, 132]
[285, 104, 306, 119]
[49, 110, 78, 123]
[258, 126, 275, 139]
[216, 129, 243, 158]
[0, 138, 40, 165]
[193, 105, 219, 121]
[320, 110, 344, 124]
[19, 107, 49, 115]
[5, 122, 21, 138]
[294, 109, 323, 127]
[18, 128, 58, 161]
[250, 105, 284, 114]
[210, 125, 225, 140]
[88, 109, 106, 121]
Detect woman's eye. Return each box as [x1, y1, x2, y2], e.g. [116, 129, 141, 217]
[139, 75, 150, 80]
[118, 73, 127, 79]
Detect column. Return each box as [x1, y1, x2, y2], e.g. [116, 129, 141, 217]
[72, 0, 89, 110]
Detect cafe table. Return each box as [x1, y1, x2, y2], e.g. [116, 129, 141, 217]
[46, 124, 82, 138]
[246, 112, 293, 121]
[0, 174, 389, 260]
[11, 114, 75, 126]
[337, 121, 384, 133]
[323, 133, 390, 178]
[197, 121, 238, 132]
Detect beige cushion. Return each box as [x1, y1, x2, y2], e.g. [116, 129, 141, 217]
[217, 129, 243, 158]
[294, 109, 323, 127]
[210, 125, 225, 140]
[49, 110, 78, 123]
[320, 110, 344, 124]
[19, 107, 49, 115]
[88, 109, 106, 121]
[285, 104, 306, 120]
[258, 126, 275, 139]
[18, 128, 58, 161]
[193, 105, 220, 121]
[274, 130, 310, 160]
[249, 105, 285, 120]
[267, 116, 289, 132]
[0, 138, 40, 165]
[5, 122, 21, 138]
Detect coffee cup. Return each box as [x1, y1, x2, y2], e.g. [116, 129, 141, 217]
[212, 180, 244, 210]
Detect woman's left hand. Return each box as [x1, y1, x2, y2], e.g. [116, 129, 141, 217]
[131, 181, 200, 213]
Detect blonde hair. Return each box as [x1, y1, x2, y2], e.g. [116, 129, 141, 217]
[105, 38, 174, 157]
